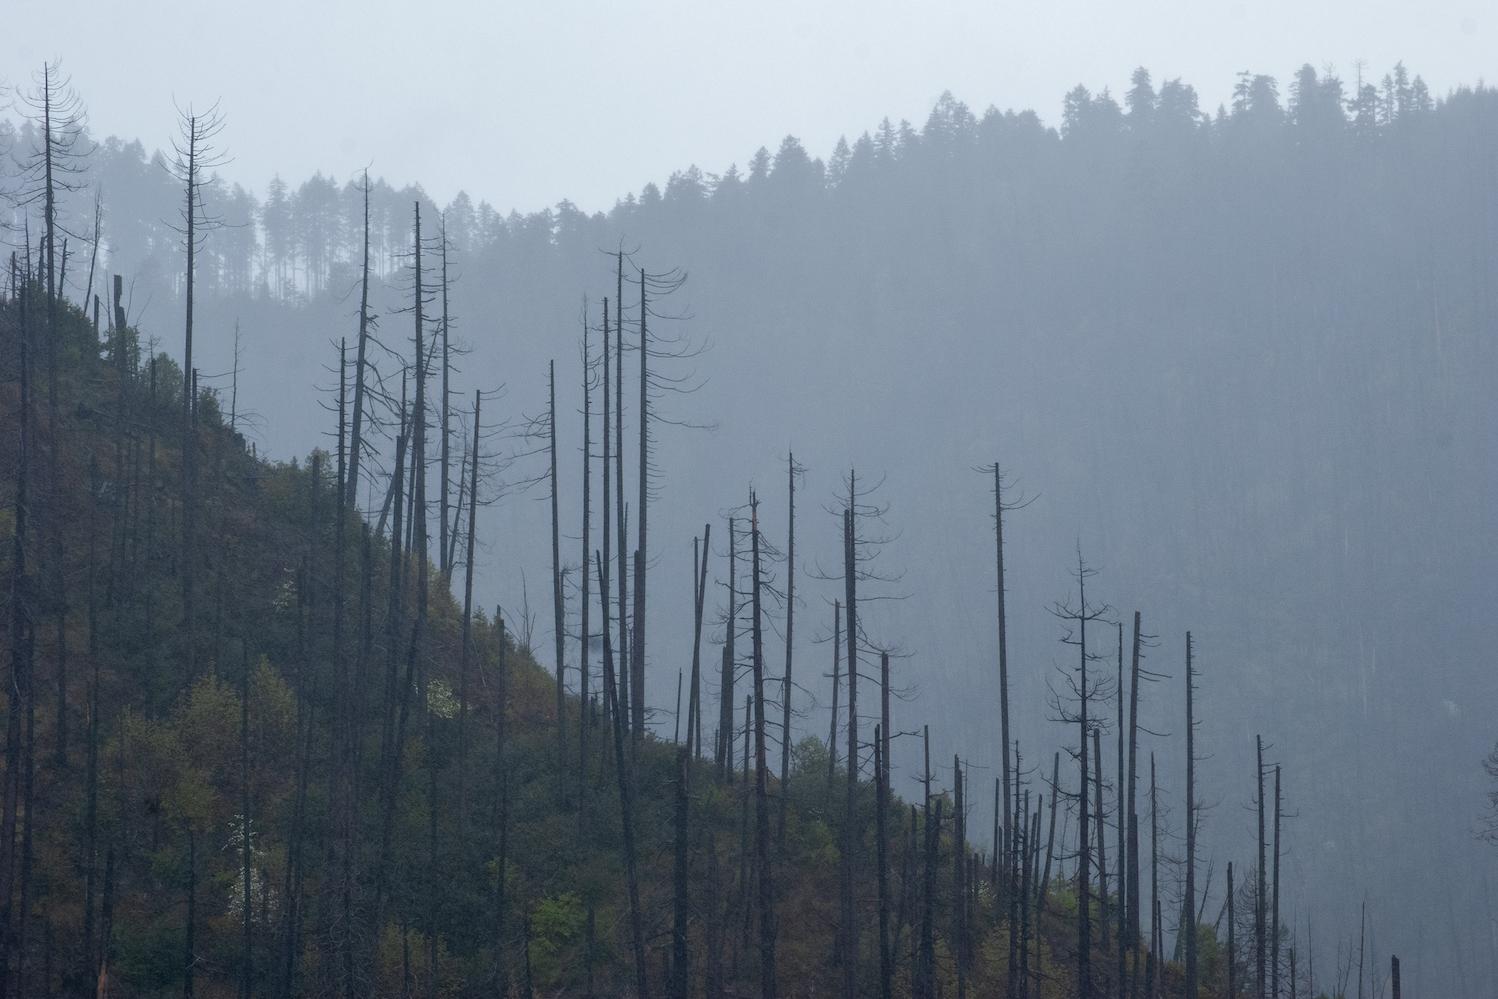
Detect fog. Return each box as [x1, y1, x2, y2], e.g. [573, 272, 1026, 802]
[3, 7, 1496, 998]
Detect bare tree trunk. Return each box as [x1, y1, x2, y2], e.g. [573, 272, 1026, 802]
[346, 172, 372, 507]
[955, 755, 968, 999]
[632, 270, 648, 740]
[1185, 633, 1198, 999]
[826, 601, 841, 795]
[596, 555, 649, 999]
[438, 223, 451, 582]
[549, 361, 568, 777]
[1127, 612, 1143, 953]
[458, 392, 481, 829]
[579, 314, 593, 794]
[719, 518, 738, 780]
[840, 502, 860, 999]
[688, 524, 710, 761]
[992, 464, 1012, 901]
[778, 454, 796, 849]
[1272, 764, 1282, 999]
[750, 503, 778, 999]
[1040, 751, 1058, 904]
[875, 728, 892, 999]
[671, 748, 690, 999]
[1096, 726, 1110, 955]
[1256, 734, 1266, 999]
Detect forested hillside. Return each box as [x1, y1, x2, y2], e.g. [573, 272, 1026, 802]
[2, 59, 1495, 996]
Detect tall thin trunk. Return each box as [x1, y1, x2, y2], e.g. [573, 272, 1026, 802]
[826, 601, 841, 794]
[719, 518, 738, 779]
[549, 361, 568, 775]
[579, 312, 592, 787]
[1185, 633, 1198, 999]
[1147, 754, 1159, 999]
[180, 114, 199, 679]
[1117, 623, 1127, 993]
[1096, 726, 1110, 954]
[1272, 764, 1282, 999]
[688, 525, 710, 760]
[671, 747, 690, 999]
[597, 555, 649, 999]
[993, 464, 1012, 901]
[954, 755, 968, 999]
[601, 298, 613, 745]
[840, 501, 860, 999]
[632, 269, 648, 739]
[459, 393, 481, 829]
[1256, 734, 1266, 999]
[750, 502, 777, 999]
[778, 454, 796, 849]
[1040, 751, 1058, 904]
[875, 728, 892, 999]
[1127, 611, 1143, 951]
[346, 172, 372, 507]
[1077, 561, 1093, 999]
[614, 256, 628, 740]
[438, 223, 451, 582]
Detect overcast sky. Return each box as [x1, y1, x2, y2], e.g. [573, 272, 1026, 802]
[8, 0, 1490, 213]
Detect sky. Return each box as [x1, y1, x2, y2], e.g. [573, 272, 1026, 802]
[7, 0, 1491, 213]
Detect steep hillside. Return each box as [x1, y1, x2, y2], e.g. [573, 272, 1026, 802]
[0, 279, 1215, 996]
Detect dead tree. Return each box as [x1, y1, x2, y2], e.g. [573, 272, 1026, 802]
[750, 498, 778, 999]
[1048, 549, 1111, 999]
[167, 99, 226, 679]
[548, 361, 567, 774]
[1095, 727, 1110, 955]
[954, 755, 968, 999]
[346, 171, 375, 507]
[1272, 764, 1282, 999]
[987, 463, 1029, 900]
[458, 392, 482, 823]
[671, 747, 690, 999]
[875, 727, 892, 999]
[1185, 633, 1199, 999]
[718, 517, 738, 779]
[578, 308, 594, 783]
[1256, 735, 1267, 999]
[687, 524, 711, 760]
[596, 554, 649, 999]
[778, 453, 801, 849]
[826, 601, 842, 794]
[839, 504, 858, 999]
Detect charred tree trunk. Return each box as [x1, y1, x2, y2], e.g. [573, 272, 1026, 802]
[992, 464, 1013, 901]
[875, 728, 892, 999]
[954, 755, 968, 999]
[346, 171, 372, 507]
[1272, 764, 1282, 999]
[1256, 735, 1266, 999]
[549, 361, 568, 778]
[1185, 633, 1198, 999]
[688, 525, 711, 760]
[826, 601, 841, 795]
[596, 555, 649, 999]
[1228, 862, 1237, 999]
[718, 517, 738, 780]
[840, 501, 860, 999]
[632, 269, 648, 740]
[578, 312, 592, 786]
[458, 392, 481, 827]
[778, 454, 796, 850]
[671, 748, 690, 999]
[750, 502, 777, 999]
[1096, 727, 1110, 955]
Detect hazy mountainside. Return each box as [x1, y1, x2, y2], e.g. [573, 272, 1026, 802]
[5, 61, 1497, 995]
[0, 284, 1205, 997]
